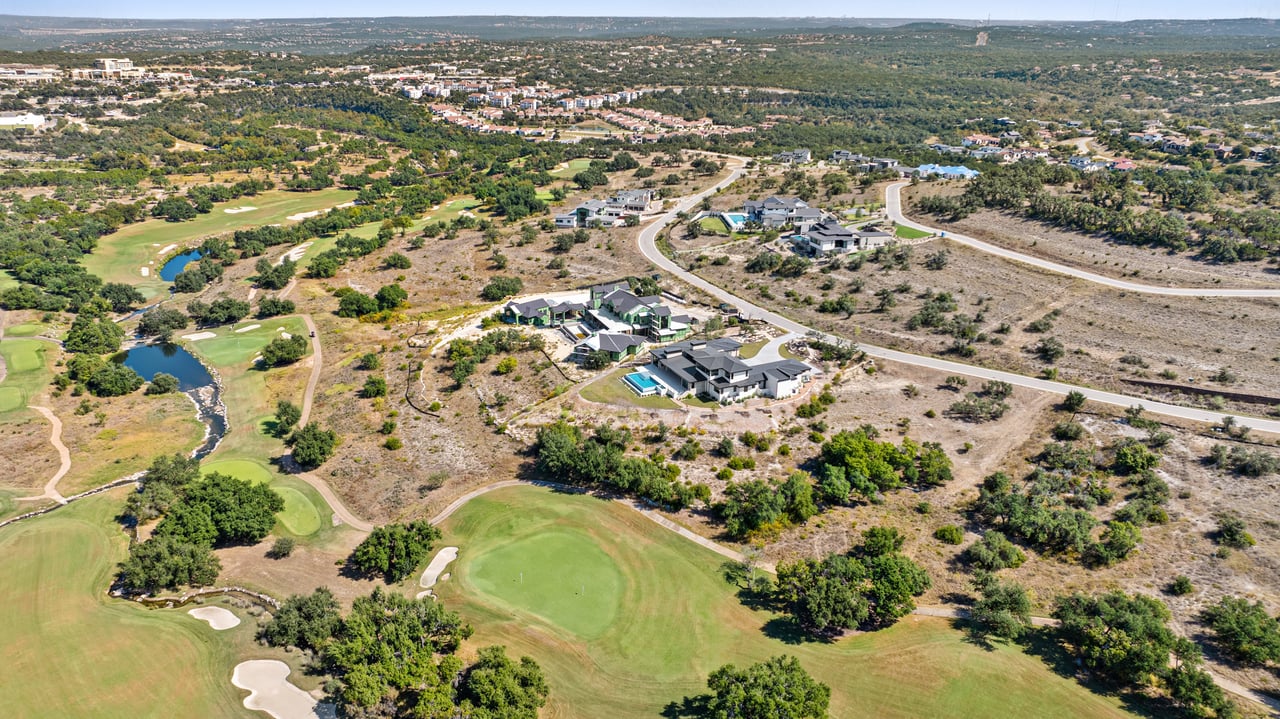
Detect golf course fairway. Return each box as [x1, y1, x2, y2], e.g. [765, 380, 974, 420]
[435, 484, 1140, 719]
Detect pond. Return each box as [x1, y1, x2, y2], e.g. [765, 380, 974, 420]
[158, 249, 202, 282]
[120, 342, 226, 458]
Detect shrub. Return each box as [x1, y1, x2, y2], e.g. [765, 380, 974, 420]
[481, 276, 524, 301]
[1168, 575, 1194, 596]
[384, 437, 403, 451]
[145, 372, 180, 395]
[1214, 514, 1256, 549]
[934, 525, 964, 545]
[361, 376, 388, 398]
[266, 537, 296, 559]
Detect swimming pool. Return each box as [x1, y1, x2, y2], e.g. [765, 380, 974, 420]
[623, 371, 660, 396]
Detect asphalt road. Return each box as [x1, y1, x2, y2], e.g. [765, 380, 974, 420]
[883, 181, 1280, 298]
[637, 157, 1280, 434]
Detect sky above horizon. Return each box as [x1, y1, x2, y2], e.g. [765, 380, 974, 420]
[21, 1, 1280, 22]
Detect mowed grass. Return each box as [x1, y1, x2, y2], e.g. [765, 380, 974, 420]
[579, 366, 679, 410]
[470, 530, 622, 638]
[0, 338, 51, 417]
[549, 158, 592, 178]
[200, 458, 321, 537]
[185, 317, 308, 367]
[895, 223, 933, 239]
[83, 188, 356, 297]
[0, 492, 257, 718]
[435, 486, 1140, 719]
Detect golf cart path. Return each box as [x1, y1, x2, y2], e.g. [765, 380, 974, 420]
[287, 313, 373, 533]
[883, 181, 1280, 298]
[635, 154, 1280, 434]
[16, 406, 70, 504]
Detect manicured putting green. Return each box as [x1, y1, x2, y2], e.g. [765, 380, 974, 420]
[470, 530, 622, 638]
[271, 486, 321, 536]
[0, 339, 50, 416]
[186, 318, 307, 367]
[3, 324, 45, 338]
[200, 459, 320, 536]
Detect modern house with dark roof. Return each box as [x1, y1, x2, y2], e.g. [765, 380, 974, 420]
[645, 338, 815, 402]
[791, 221, 895, 256]
[743, 196, 814, 228]
[773, 148, 812, 164]
[572, 332, 646, 362]
[501, 297, 588, 327]
[554, 189, 658, 228]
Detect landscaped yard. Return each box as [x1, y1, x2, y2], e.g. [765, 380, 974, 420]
[0, 492, 262, 718]
[578, 366, 680, 410]
[895, 223, 933, 239]
[697, 216, 731, 235]
[83, 188, 356, 298]
[435, 485, 1141, 719]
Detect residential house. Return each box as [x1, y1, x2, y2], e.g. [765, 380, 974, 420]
[1162, 137, 1191, 154]
[555, 189, 657, 228]
[743, 196, 811, 228]
[773, 148, 812, 164]
[830, 150, 869, 163]
[0, 112, 46, 130]
[501, 298, 587, 327]
[913, 164, 981, 180]
[647, 338, 814, 402]
[793, 221, 894, 256]
[608, 189, 658, 214]
[572, 332, 646, 362]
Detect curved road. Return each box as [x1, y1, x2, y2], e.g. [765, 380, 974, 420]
[884, 181, 1280, 298]
[638, 157, 1280, 434]
[289, 314, 374, 533]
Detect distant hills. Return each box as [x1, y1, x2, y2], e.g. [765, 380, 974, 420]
[0, 14, 1275, 52]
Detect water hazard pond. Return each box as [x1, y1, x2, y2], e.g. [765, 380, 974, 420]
[158, 249, 202, 281]
[119, 342, 226, 457]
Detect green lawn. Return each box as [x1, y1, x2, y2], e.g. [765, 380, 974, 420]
[0, 338, 51, 417]
[184, 317, 308, 367]
[549, 158, 592, 178]
[0, 492, 259, 718]
[435, 486, 1140, 719]
[470, 530, 622, 639]
[0, 269, 16, 292]
[83, 188, 356, 298]
[895, 224, 933, 240]
[698, 216, 731, 235]
[579, 366, 680, 410]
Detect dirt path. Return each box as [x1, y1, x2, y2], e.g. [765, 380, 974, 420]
[16, 406, 69, 504]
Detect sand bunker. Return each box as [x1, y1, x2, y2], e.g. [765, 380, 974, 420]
[157, 243, 178, 255]
[415, 546, 458, 599]
[286, 210, 322, 222]
[224, 206, 258, 214]
[232, 660, 334, 719]
[188, 606, 240, 630]
[140, 267, 150, 277]
[235, 324, 262, 333]
[181, 331, 217, 341]
[280, 332, 292, 339]
[278, 242, 312, 265]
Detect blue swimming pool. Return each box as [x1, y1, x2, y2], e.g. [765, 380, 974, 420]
[722, 213, 747, 225]
[623, 372, 660, 396]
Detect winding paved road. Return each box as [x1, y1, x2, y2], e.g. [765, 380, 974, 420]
[884, 181, 1280, 298]
[637, 158, 1280, 434]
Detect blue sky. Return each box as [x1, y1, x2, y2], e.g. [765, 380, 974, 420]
[26, 1, 1279, 21]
